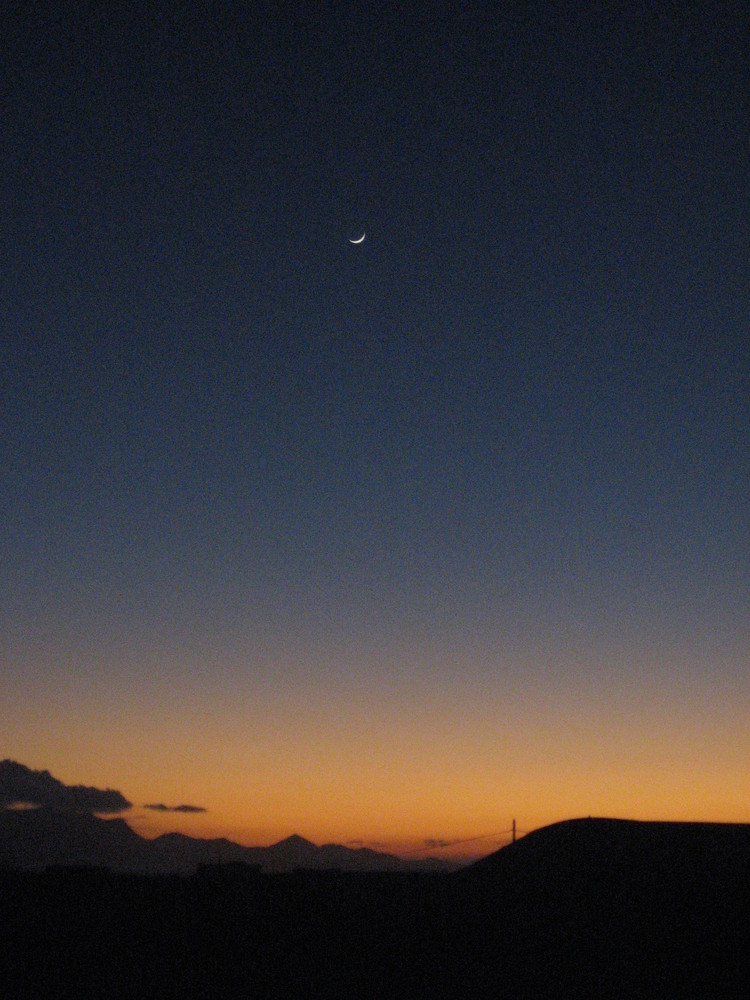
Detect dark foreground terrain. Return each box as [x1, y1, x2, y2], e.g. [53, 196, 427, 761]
[2, 818, 749, 998]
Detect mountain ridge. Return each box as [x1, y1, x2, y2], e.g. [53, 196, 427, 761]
[0, 806, 454, 874]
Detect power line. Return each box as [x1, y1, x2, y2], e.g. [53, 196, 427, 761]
[401, 822, 528, 855]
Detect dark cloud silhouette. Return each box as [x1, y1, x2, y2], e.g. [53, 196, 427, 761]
[424, 838, 454, 849]
[0, 759, 131, 813]
[145, 803, 206, 813]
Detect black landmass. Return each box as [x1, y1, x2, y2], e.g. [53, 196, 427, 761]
[0, 806, 452, 873]
[2, 817, 749, 998]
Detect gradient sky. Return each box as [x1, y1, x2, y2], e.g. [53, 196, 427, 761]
[3, 3, 748, 859]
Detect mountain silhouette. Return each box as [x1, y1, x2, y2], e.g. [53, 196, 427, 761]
[441, 817, 750, 996]
[464, 815, 750, 890]
[3, 813, 750, 997]
[458, 816, 750, 929]
[0, 807, 452, 874]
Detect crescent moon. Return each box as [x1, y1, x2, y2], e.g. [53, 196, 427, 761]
[349, 233, 366, 244]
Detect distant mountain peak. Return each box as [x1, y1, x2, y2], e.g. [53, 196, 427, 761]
[273, 833, 316, 848]
[0, 809, 456, 874]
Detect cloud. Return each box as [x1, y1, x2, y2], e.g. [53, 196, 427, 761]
[424, 838, 454, 849]
[145, 803, 207, 813]
[0, 759, 131, 814]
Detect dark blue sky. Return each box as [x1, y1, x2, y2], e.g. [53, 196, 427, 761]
[3, 3, 749, 846]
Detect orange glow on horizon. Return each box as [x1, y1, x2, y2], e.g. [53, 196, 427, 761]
[6, 631, 750, 861]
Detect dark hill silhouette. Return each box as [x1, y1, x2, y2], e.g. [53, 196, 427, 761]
[0, 806, 452, 874]
[2, 815, 750, 997]
[461, 816, 750, 916]
[442, 817, 750, 996]
[468, 815, 750, 875]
